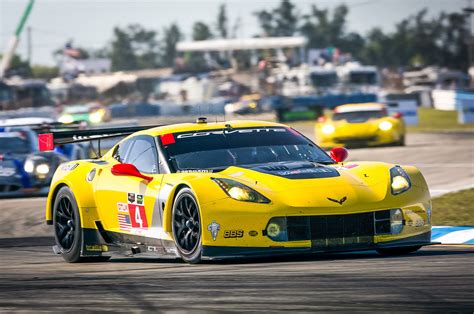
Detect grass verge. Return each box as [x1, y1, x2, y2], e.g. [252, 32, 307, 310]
[432, 188, 474, 226]
[407, 108, 474, 133]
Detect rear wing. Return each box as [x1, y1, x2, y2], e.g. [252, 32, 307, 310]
[38, 125, 163, 152]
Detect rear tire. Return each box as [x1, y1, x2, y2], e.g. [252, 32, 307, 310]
[172, 188, 202, 264]
[53, 186, 83, 263]
[376, 245, 421, 256]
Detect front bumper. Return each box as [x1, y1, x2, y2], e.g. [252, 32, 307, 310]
[203, 231, 433, 259]
[200, 186, 432, 257]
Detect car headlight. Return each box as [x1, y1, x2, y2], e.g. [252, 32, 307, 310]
[212, 178, 270, 203]
[24, 158, 51, 178]
[390, 166, 411, 195]
[58, 114, 74, 124]
[36, 163, 50, 175]
[322, 124, 335, 134]
[379, 121, 393, 131]
[89, 110, 105, 123]
[24, 159, 35, 173]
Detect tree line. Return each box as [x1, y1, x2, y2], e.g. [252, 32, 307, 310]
[4, 0, 469, 78]
[105, 1, 467, 71]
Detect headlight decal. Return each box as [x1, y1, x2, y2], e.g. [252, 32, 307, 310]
[212, 178, 270, 203]
[390, 166, 411, 195]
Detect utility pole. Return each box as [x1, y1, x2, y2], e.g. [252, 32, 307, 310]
[27, 26, 32, 65]
[463, 0, 474, 87]
[0, 0, 35, 78]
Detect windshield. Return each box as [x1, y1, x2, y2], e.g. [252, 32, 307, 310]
[349, 72, 377, 85]
[333, 110, 386, 123]
[0, 134, 30, 154]
[159, 127, 334, 172]
[310, 72, 338, 88]
[0, 85, 12, 101]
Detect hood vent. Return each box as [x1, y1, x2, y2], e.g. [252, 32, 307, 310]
[245, 161, 340, 180]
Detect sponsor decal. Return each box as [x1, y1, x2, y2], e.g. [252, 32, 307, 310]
[335, 163, 359, 170]
[249, 161, 340, 180]
[61, 163, 79, 171]
[345, 164, 359, 169]
[0, 166, 15, 177]
[406, 219, 425, 227]
[276, 167, 333, 176]
[224, 230, 244, 238]
[147, 246, 164, 253]
[137, 194, 144, 205]
[85, 244, 105, 252]
[128, 193, 135, 203]
[327, 196, 347, 205]
[207, 221, 220, 241]
[177, 169, 213, 173]
[248, 230, 258, 237]
[117, 202, 128, 213]
[176, 127, 286, 139]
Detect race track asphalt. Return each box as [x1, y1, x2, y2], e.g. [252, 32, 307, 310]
[0, 239, 472, 312]
[0, 124, 473, 311]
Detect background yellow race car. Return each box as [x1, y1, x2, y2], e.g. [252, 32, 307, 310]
[41, 119, 431, 264]
[315, 103, 406, 148]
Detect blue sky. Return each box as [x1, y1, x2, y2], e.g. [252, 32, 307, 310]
[0, 0, 466, 66]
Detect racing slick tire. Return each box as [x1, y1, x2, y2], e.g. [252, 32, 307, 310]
[53, 186, 83, 263]
[396, 135, 406, 147]
[172, 188, 202, 264]
[376, 245, 421, 256]
[53, 186, 110, 263]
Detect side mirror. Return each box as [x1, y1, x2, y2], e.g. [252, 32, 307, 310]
[111, 163, 153, 182]
[329, 147, 348, 163]
[392, 112, 403, 119]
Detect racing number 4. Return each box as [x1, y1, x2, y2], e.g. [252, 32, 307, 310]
[128, 205, 148, 229]
[135, 207, 143, 228]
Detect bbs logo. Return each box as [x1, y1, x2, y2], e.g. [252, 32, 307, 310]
[224, 230, 244, 238]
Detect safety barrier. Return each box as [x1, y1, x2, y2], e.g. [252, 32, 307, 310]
[109, 103, 161, 118]
[432, 226, 474, 244]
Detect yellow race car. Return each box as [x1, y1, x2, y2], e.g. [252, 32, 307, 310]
[41, 118, 431, 263]
[315, 103, 406, 148]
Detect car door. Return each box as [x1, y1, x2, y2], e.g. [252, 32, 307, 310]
[95, 135, 165, 239]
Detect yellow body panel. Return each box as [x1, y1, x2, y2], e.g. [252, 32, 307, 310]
[315, 103, 406, 148]
[46, 119, 430, 257]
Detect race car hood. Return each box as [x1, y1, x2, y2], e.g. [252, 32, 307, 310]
[217, 161, 392, 207]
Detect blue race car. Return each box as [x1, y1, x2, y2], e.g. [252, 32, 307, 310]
[0, 126, 87, 197]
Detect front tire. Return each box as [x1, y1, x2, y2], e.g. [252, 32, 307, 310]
[53, 186, 83, 263]
[396, 135, 405, 146]
[172, 188, 202, 263]
[376, 245, 421, 256]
